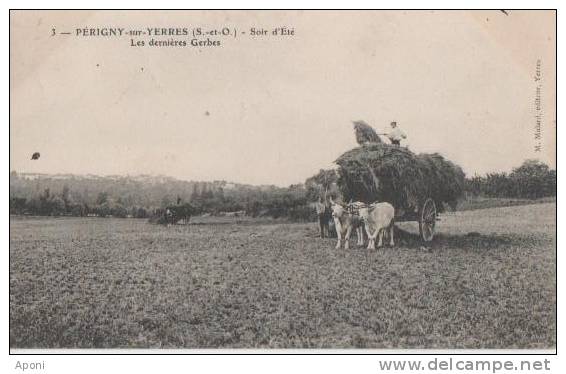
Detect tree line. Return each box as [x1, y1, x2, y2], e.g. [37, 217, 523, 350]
[465, 159, 556, 199]
[9, 159, 556, 220]
[9, 173, 315, 221]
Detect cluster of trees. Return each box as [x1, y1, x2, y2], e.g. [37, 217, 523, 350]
[9, 173, 315, 221]
[9, 187, 151, 218]
[189, 183, 313, 220]
[465, 160, 556, 199]
[9, 159, 556, 220]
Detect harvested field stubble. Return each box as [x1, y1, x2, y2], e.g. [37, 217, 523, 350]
[10, 203, 556, 348]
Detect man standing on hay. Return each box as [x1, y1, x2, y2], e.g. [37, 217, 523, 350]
[384, 121, 407, 146]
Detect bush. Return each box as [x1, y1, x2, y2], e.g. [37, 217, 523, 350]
[288, 205, 317, 222]
[466, 160, 556, 199]
[10, 197, 27, 214]
[134, 207, 148, 219]
[50, 197, 66, 216]
[112, 204, 128, 218]
[510, 160, 556, 199]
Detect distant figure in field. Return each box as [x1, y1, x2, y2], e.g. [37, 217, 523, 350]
[314, 197, 331, 238]
[384, 121, 407, 146]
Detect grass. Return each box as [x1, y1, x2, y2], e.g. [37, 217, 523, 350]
[455, 196, 556, 212]
[9, 203, 556, 349]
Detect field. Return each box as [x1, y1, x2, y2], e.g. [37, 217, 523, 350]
[10, 203, 556, 349]
[453, 196, 556, 212]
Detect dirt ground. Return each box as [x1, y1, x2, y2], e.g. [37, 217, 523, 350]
[9, 203, 556, 349]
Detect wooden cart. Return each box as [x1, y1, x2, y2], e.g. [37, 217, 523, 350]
[394, 197, 438, 242]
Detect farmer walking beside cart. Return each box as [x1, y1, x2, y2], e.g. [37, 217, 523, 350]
[315, 197, 331, 238]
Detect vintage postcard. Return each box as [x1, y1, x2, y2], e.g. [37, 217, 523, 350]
[9, 10, 556, 351]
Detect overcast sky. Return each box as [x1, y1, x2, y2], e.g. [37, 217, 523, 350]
[10, 10, 556, 186]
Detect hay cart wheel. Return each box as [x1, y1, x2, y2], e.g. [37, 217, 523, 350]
[418, 198, 437, 242]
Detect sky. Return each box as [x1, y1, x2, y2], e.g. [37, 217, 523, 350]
[10, 10, 556, 186]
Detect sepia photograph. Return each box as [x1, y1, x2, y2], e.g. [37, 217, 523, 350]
[9, 9, 556, 351]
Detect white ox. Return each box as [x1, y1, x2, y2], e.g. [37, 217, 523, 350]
[329, 198, 365, 249]
[359, 202, 395, 249]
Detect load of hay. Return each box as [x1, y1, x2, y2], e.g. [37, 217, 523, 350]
[335, 143, 465, 214]
[353, 120, 382, 145]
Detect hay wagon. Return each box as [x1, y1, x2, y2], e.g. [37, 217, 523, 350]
[336, 141, 465, 243]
